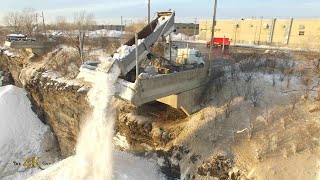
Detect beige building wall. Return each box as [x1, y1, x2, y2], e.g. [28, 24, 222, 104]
[199, 19, 320, 49]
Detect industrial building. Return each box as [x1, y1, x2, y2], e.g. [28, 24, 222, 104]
[175, 23, 199, 36]
[199, 18, 320, 49]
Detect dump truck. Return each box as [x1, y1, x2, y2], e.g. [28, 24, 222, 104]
[171, 48, 205, 68]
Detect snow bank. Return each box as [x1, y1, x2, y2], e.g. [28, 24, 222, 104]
[3, 50, 16, 57]
[0, 85, 59, 179]
[171, 33, 206, 43]
[29, 150, 164, 180]
[89, 29, 123, 38]
[234, 44, 320, 52]
[0, 71, 3, 86]
[49, 29, 123, 38]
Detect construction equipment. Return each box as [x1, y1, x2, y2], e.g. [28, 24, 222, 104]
[105, 11, 175, 78]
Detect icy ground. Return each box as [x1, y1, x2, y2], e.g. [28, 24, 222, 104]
[0, 71, 3, 86]
[0, 85, 60, 180]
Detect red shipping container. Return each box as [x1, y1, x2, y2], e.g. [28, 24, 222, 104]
[206, 38, 230, 47]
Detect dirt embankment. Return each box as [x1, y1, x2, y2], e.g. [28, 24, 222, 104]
[2, 47, 319, 179]
[0, 48, 91, 157]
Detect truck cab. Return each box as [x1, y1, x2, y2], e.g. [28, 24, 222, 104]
[173, 48, 205, 68]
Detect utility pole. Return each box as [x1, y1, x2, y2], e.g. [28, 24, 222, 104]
[208, 0, 218, 76]
[35, 13, 39, 36]
[41, 11, 47, 37]
[194, 18, 197, 40]
[258, 16, 263, 45]
[254, 17, 258, 44]
[135, 33, 139, 80]
[148, 0, 151, 24]
[120, 16, 123, 35]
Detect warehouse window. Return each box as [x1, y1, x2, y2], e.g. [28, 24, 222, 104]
[299, 24, 305, 29]
[189, 27, 193, 29]
[176, 27, 180, 29]
[299, 31, 305, 36]
[182, 27, 186, 29]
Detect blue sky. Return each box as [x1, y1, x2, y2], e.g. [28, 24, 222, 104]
[1, 0, 320, 24]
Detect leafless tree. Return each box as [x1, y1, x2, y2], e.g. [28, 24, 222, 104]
[248, 116, 255, 140]
[3, 8, 37, 36]
[310, 58, 320, 100]
[56, 11, 96, 64]
[228, 64, 239, 82]
[250, 87, 264, 108]
[260, 100, 275, 125]
[222, 93, 234, 119]
[298, 69, 313, 100]
[285, 60, 296, 88]
[272, 73, 277, 87]
[239, 59, 257, 83]
[290, 94, 300, 111]
[2, 11, 23, 33]
[21, 8, 36, 36]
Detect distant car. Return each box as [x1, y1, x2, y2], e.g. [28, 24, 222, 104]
[6, 34, 28, 42]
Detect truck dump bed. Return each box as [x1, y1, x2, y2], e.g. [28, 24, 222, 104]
[114, 11, 175, 76]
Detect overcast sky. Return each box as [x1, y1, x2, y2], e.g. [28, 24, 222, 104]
[1, 0, 320, 25]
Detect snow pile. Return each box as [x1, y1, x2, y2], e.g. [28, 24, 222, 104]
[0, 71, 3, 86]
[89, 29, 123, 38]
[3, 50, 16, 57]
[0, 85, 59, 179]
[42, 71, 84, 88]
[171, 33, 205, 43]
[113, 39, 144, 60]
[113, 45, 136, 60]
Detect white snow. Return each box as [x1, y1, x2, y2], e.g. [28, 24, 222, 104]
[42, 71, 83, 88]
[49, 29, 124, 38]
[0, 71, 3, 86]
[113, 39, 144, 61]
[3, 50, 16, 57]
[171, 33, 206, 43]
[0, 85, 59, 179]
[88, 29, 123, 38]
[113, 45, 136, 60]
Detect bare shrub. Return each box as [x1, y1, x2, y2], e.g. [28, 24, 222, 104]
[290, 94, 300, 111]
[248, 116, 255, 140]
[239, 59, 257, 83]
[260, 100, 275, 125]
[222, 93, 235, 119]
[298, 69, 313, 100]
[255, 148, 262, 160]
[214, 77, 227, 92]
[280, 118, 286, 130]
[250, 87, 264, 107]
[55, 11, 96, 64]
[310, 58, 320, 100]
[291, 143, 297, 155]
[285, 60, 296, 88]
[270, 135, 278, 152]
[272, 73, 277, 87]
[282, 148, 288, 158]
[228, 64, 239, 82]
[44, 48, 80, 78]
